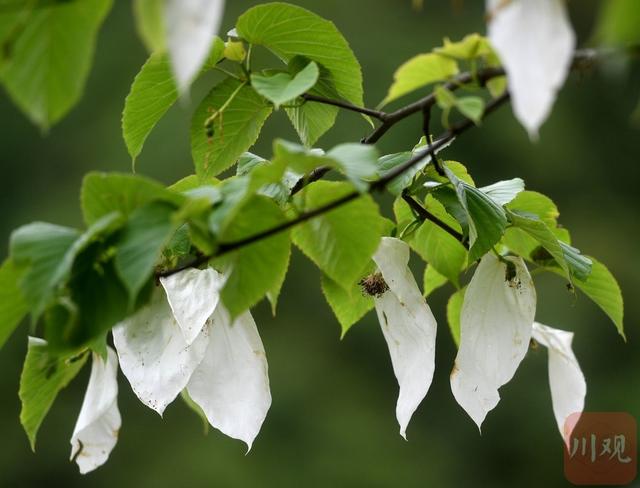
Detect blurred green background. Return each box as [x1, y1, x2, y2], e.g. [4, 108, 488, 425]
[0, 1, 638, 486]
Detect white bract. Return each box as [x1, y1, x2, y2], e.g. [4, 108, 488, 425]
[70, 347, 121, 475]
[113, 289, 210, 415]
[160, 267, 224, 345]
[165, 0, 226, 94]
[187, 306, 271, 450]
[372, 237, 437, 439]
[532, 322, 586, 441]
[487, 0, 575, 138]
[113, 267, 271, 448]
[451, 253, 536, 430]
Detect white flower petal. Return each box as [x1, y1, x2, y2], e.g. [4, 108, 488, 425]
[70, 347, 121, 475]
[487, 0, 575, 138]
[165, 0, 226, 94]
[187, 306, 271, 450]
[113, 289, 209, 415]
[451, 253, 536, 429]
[160, 267, 224, 345]
[532, 322, 586, 441]
[372, 237, 437, 439]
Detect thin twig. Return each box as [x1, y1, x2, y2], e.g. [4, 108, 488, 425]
[301, 93, 387, 120]
[402, 194, 465, 244]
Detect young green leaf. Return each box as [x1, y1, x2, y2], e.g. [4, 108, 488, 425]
[506, 190, 559, 226]
[251, 61, 319, 109]
[19, 338, 88, 450]
[382, 53, 458, 106]
[191, 78, 272, 178]
[0, 259, 28, 349]
[0, 0, 113, 130]
[236, 3, 364, 107]
[480, 178, 525, 206]
[434, 34, 493, 60]
[216, 196, 291, 319]
[292, 181, 384, 290]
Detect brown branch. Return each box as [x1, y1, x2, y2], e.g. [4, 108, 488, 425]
[301, 93, 387, 121]
[402, 194, 465, 244]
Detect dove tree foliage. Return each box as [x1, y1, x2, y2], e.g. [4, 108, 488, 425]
[0, 0, 636, 474]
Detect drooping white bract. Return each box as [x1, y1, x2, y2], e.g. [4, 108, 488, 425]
[372, 237, 437, 439]
[487, 0, 575, 138]
[165, 0, 226, 94]
[160, 267, 224, 345]
[187, 305, 272, 451]
[70, 347, 121, 475]
[451, 253, 536, 430]
[113, 289, 209, 415]
[532, 322, 586, 442]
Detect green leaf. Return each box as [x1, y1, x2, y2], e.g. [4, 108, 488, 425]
[411, 197, 467, 287]
[19, 338, 88, 450]
[446, 287, 465, 346]
[122, 53, 177, 162]
[321, 269, 374, 338]
[191, 78, 272, 178]
[549, 257, 624, 339]
[506, 190, 559, 226]
[423, 265, 448, 298]
[0, 259, 28, 349]
[10, 223, 80, 317]
[382, 53, 458, 106]
[217, 196, 291, 319]
[455, 96, 485, 124]
[251, 61, 319, 109]
[445, 165, 507, 262]
[273, 140, 379, 192]
[81, 172, 183, 226]
[508, 210, 592, 282]
[0, 0, 113, 129]
[52, 253, 132, 350]
[115, 201, 178, 300]
[132, 0, 165, 52]
[292, 181, 384, 290]
[236, 3, 364, 107]
[285, 56, 340, 146]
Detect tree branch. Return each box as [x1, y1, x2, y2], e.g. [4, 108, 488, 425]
[158, 92, 510, 278]
[402, 194, 465, 244]
[301, 93, 387, 120]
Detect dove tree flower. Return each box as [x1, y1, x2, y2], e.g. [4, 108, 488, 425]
[487, 0, 576, 138]
[371, 237, 438, 439]
[532, 322, 586, 441]
[113, 266, 271, 449]
[70, 347, 121, 474]
[451, 253, 537, 430]
[165, 0, 227, 94]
